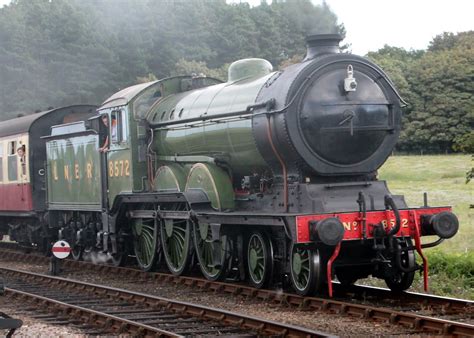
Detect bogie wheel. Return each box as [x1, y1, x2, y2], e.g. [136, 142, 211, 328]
[132, 218, 160, 271]
[384, 238, 416, 292]
[193, 222, 229, 281]
[160, 203, 192, 275]
[247, 231, 273, 288]
[290, 243, 324, 296]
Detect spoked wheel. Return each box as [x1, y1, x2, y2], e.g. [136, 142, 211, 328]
[71, 245, 83, 261]
[290, 244, 324, 296]
[161, 204, 192, 275]
[193, 222, 229, 281]
[132, 218, 160, 271]
[385, 238, 416, 292]
[247, 231, 273, 288]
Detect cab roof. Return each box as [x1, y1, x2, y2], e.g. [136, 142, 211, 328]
[100, 81, 158, 109]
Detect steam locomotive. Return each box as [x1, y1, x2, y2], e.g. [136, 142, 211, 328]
[0, 35, 459, 296]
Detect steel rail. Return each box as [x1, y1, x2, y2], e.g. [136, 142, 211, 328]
[0, 247, 471, 315]
[1, 267, 329, 337]
[0, 246, 472, 335]
[5, 288, 180, 337]
[340, 284, 473, 312]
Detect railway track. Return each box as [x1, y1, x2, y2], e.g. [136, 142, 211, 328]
[0, 267, 328, 337]
[0, 246, 473, 336]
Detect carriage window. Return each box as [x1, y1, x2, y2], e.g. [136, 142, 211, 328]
[9, 141, 16, 155]
[8, 141, 18, 181]
[0, 144, 3, 182]
[17, 144, 26, 176]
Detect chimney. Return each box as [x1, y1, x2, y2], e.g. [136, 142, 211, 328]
[304, 34, 343, 61]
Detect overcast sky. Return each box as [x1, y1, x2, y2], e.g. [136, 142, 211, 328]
[229, 0, 474, 54]
[320, 0, 473, 54]
[1, 0, 472, 55]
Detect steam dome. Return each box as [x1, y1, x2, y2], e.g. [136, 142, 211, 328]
[228, 58, 273, 82]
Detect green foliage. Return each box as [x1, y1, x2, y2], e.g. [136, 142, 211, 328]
[427, 250, 474, 280]
[423, 250, 474, 298]
[467, 167, 474, 184]
[0, 0, 120, 116]
[173, 59, 229, 82]
[278, 54, 304, 70]
[136, 73, 158, 84]
[466, 155, 474, 185]
[368, 31, 474, 153]
[0, 0, 343, 118]
[453, 132, 474, 154]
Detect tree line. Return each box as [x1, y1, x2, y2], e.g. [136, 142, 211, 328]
[0, 0, 342, 117]
[0, 0, 471, 153]
[367, 32, 473, 154]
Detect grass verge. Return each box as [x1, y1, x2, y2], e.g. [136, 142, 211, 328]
[378, 154, 473, 253]
[361, 155, 473, 299]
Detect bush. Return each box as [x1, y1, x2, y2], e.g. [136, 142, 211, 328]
[453, 132, 474, 154]
[422, 250, 474, 298]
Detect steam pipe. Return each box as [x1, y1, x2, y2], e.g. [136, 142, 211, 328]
[421, 237, 444, 249]
[265, 115, 288, 211]
[357, 192, 367, 240]
[385, 195, 401, 237]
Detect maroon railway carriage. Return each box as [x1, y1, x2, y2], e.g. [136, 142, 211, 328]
[0, 106, 96, 248]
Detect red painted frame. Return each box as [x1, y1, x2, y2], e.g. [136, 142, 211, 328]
[296, 206, 452, 296]
[296, 207, 452, 243]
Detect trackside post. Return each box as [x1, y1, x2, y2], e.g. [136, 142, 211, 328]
[50, 240, 71, 276]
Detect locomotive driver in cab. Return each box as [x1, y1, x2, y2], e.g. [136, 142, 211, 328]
[99, 113, 118, 153]
[99, 114, 109, 152]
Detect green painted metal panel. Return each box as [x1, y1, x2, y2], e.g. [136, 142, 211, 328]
[228, 58, 273, 82]
[106, 149, 133, 204]
[149, 74, 274, 176]
[46, 134, 101, 210]
[154, 163, 188, 192]
[185, 163, 234, 210]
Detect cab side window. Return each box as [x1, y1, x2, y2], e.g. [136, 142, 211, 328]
[110, 109, 127, 144]
[8, 141, 17, 181]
